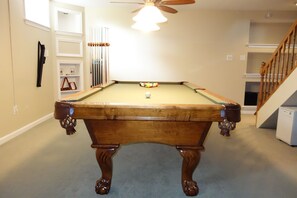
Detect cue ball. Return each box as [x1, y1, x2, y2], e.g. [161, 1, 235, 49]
[145, 91, 151, 99]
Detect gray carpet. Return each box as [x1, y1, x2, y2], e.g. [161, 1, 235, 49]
[1, 115, 297, 198]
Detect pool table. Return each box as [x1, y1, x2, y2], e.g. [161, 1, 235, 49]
[54, 81, 240, 196]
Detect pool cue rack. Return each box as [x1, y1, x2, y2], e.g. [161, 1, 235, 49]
[87, 42, 110, 47]
[88, 27, 110, 87]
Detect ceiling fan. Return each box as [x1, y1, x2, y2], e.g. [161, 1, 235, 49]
[110, 0, 195, 14]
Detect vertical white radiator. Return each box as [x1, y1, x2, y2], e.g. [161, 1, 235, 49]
[88, 27, 110, 87]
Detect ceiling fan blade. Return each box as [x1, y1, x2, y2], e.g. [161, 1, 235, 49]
[157, 5, 178, 13]
[154, 0, 162, 3]
[161, 0, 195, 5]
[132, 7, 143, 13]
[110, 1, 144, 5]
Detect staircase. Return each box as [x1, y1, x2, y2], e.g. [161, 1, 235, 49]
[256, 20, 297, 128]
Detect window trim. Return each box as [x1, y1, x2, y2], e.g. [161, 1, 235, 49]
[24, 19, 50, 31]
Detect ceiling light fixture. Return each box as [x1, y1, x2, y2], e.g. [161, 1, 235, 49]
[131, 2, 167, 32]
[131, 21, 160, 32]
[133, 3, 167, 24]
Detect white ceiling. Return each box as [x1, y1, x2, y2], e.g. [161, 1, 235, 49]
[54, 0, 297, 11]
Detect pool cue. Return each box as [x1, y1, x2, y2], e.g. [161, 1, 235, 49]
[90, 28, 94, 87]
[106, 41, 109, 83]
[96, 28, 99, 85]
[101, 28, 104, 84]
[100, 27, 103, 84]
[92, 28, 95, 87]
[95, 28, 100, 85]
[104, 28, 107, 84]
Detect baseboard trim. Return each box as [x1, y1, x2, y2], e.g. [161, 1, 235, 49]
[0, 113, 53, 146]
[242, 106, 257, 115]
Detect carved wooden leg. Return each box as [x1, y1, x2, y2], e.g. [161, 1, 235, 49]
[218, 119, 236, 136]
[177, 147, 201, 196]
[95, 145, 119, 195]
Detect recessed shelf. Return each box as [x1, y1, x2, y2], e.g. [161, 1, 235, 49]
[61, 90, 80, 93]
[53, 5, 84, 100]
[244, 22, 291, 107]
[56, 38, 83, 57]
[247, 43, 278, 48]
[54, 7, 82, 34]
[244, 73, 261, 82]
[60, 75, 80, 78]
[57, 60, 83, 99]
[246, 44, 277, 53]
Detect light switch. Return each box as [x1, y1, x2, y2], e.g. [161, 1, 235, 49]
[240, 55, 246, 61]
[226, 55, 233, 61]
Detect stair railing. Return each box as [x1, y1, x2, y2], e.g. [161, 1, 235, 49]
[257, 20, 297, 112]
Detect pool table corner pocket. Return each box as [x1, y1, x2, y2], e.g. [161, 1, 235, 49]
[54, 101, 77, 135]
[219, 103, 241, 136]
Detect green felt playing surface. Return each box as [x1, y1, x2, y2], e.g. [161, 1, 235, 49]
[81, 82, 225, 105]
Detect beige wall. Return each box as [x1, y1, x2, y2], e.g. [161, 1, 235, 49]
[85, 7, 297, 105]
[0, 0, 54, 138]
[1, 0, 296, 140]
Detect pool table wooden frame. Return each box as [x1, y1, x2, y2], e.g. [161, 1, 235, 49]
[54, 81, 240, 196]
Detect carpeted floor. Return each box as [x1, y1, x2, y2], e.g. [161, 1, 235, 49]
[0, 115, 297, 198]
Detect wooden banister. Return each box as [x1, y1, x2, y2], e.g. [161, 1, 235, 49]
[256, 20, 297, 112]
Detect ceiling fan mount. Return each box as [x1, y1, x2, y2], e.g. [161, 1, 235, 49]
[110, 0, 196, 14]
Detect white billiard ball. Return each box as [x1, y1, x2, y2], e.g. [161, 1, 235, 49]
[145, 91, 151, 99]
